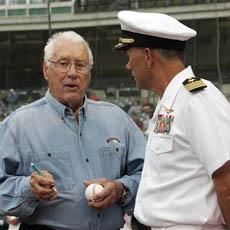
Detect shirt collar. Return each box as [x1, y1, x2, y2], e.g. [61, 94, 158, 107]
[160, 66, 195, 110]
[45, 90, 88, 120]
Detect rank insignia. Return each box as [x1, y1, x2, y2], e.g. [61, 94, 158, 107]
[164, 107, 174, 114]
[154, 114, 174, 134]
[183, 77, 207, 92]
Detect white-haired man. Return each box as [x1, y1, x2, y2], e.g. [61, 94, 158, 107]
[0, 31, 146, 230]
[114, 11, 230, 230]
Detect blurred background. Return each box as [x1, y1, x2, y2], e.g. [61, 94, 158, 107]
[0, 0, 230, 229]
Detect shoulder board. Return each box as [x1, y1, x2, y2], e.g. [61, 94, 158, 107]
[183, 77, 207, 92]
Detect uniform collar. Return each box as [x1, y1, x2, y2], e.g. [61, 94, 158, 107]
[160, 66, 195, 110]
[45, 90, 87, 120]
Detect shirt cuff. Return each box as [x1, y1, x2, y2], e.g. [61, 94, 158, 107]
[116, 178, 134, 206]
[20, 176, 40, 218]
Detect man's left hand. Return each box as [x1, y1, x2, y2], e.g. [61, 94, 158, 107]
[84, 178, 124, 210]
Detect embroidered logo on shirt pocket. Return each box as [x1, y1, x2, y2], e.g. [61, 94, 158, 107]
[31, 151, 75, 191]
[149, 134, 173, 155]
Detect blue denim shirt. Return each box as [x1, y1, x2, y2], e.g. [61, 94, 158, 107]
[0, 91, 146, 230]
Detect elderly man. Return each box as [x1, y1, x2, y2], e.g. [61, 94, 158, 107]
[0, 31, 146, 230]
[114, 11, 230, 230]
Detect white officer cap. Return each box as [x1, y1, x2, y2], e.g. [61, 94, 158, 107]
[114, 11, 197, 51]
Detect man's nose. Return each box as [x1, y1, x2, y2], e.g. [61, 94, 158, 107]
[67, 63, 77, 77]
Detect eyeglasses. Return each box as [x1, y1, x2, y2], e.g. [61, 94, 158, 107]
[48, 60, 90, 74]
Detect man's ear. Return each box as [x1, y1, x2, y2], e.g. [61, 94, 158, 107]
[144, 48, 154, 68]
[43, 61, 48, 81]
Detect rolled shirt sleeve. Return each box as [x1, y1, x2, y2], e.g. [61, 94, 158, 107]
[117, 115, 146, 214]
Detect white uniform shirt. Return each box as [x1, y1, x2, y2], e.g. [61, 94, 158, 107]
[134, 66, 230, 228]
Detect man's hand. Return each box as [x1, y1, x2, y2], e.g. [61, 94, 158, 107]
[30, 171, 58, 201]
[84, 178, 124, 210]
[212, 161, 230, 228]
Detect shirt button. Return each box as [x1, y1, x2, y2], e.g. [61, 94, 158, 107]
[97, 214, 100, 218]
[86, 158, 89, 162]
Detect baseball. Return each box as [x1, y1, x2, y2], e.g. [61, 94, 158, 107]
[85, 183, 104, 201]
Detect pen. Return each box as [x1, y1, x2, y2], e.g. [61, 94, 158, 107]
[31, 162, 43, 176]
[31, 162, 57, 192]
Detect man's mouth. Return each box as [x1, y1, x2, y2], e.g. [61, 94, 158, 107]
[64, 83, 79, 90]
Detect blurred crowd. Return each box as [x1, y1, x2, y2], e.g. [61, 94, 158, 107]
[0, 88, 46, 121]
[116, 98, 155, 134]
[88, 92, 156, 134]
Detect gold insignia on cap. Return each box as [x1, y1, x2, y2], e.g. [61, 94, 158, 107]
[183, 77, 207, 92]
[114, 37, 135, 50]
[119, 37, 135, 44]
[114, 43, 124, 49]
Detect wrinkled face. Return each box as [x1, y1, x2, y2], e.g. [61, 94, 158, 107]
[43, 39, 91, 111]
[125, 47, 152, 90]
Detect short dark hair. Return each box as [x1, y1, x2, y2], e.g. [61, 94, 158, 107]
[156, 48, 185, 62]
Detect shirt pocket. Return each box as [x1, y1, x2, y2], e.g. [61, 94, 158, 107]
[98, 143, 125, 180]
[148, 134, 173, 155]
[31, 151, 75, 191]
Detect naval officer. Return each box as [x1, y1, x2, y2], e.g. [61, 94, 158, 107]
[114, 10, 230, 230]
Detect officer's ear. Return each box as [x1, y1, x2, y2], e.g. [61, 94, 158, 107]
[144, 48, 155, 68]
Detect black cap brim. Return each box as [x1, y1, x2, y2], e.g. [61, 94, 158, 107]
[113, 30, 186, 51]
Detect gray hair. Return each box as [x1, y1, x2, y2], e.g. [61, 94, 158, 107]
[44, 31, 94, 67]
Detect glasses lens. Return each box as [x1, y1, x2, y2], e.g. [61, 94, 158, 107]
[56, 60, 70, 73]
[53, 60, 89, 74]
[76, 63, 88, 74]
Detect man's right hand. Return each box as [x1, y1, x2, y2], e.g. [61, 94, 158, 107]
[30, 171, 58, 201]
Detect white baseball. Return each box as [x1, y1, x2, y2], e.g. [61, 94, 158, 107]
[85, 183, 104, 201]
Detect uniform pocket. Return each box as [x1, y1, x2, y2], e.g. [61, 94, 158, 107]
[31, 151, 75, 191]
[149, 134, 173, 154]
